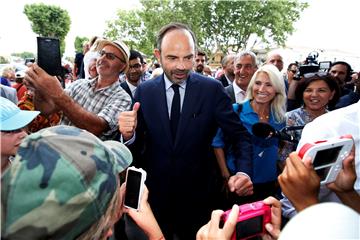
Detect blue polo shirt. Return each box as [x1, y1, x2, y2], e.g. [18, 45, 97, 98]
[212, 100, 285, 183]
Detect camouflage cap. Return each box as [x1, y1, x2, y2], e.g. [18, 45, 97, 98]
[2, 125, 132, 239]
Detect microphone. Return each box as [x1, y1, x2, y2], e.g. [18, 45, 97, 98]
[252, 122, 298, 143]
[283, 125, 305, 132]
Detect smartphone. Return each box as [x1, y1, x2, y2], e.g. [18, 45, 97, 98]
[298, 138, 353, 184]
[124, 167, 147, 211]
[37, 37, 62, 76]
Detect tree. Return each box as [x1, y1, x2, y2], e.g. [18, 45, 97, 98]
[24, 3, 71, 56]
[74, 36, 89, 53]
[12, 52, 35, 59]
[105, 0, 308, 56]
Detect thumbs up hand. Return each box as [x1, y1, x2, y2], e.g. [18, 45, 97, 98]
[118, 102, 140, 141]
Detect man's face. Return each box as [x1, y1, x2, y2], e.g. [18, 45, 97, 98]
[287, 65, 298, 81]
[155, 29, 195, 84]
[194, 55, 206, 73]
[267, 54, 283, 71]
[329, 64, 348, 88]
[126, 57, 143, 85]
[224, 56, 235, 79]
[96, 45, 127, 79]
[234, 55, 257, 90]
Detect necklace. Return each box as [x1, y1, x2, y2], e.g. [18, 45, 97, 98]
[251, 101, 269, 121]
[259, 115, 269, 120]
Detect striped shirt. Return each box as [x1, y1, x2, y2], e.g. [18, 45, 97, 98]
[62, 77, 132, 140]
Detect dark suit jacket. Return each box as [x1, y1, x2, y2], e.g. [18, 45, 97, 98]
[216, 74, 230, 87]
[133, 72, 252, 238]
[225, 84, 236, 104]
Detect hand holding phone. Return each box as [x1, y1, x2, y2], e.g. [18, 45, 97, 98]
[124, 166, 147, 211]
[298, 138, 353, 185]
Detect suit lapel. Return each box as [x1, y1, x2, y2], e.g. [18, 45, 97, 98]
[154, 75, 173, 145]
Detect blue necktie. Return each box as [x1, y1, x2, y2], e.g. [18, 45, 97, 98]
[170, 84, 180, 140]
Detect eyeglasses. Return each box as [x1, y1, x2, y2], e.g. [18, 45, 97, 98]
[98, 50, 126, 64]
[303, 72, 329, 79]
[1, 128, 25, 134]
[129, 63, 142, 70]
[289, 70, 297, 74]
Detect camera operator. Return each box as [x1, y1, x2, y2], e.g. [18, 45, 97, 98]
[335, 70, 360, 109]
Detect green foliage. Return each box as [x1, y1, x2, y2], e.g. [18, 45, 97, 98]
[23, 3, 71, 56]
[74, 36, 89, 53]
[12, 52, 35, 59]
[105, 0, 308, 56]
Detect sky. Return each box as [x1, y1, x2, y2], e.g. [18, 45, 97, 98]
[1, 0, 359, 69]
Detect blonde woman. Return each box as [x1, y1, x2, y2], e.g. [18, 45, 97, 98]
[213, 64, 286, 203]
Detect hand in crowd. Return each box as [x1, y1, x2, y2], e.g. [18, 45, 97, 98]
[326, 140, 360, 213]
[196, 204, 239, 240]
[228, 174, 253, 196]
[327, 141, 356, 193]
[118, 102, 140, 141]
[278, 152, 320, 212]
[24, 63, 64, 99]
[262, 197, 282, 240]
[120, 183, 164, 240]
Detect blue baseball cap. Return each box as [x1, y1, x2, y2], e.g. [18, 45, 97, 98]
[0, 97, 40, 131]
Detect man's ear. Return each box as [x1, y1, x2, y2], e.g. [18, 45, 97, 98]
[154, 49, 161, 62]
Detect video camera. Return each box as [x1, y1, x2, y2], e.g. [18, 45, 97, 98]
[293, 51, 331, 80]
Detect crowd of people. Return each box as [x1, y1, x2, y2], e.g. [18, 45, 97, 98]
[1, 22, 359, 240]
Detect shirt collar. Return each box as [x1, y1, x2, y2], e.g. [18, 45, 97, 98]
[164, 74, 187, 90]
[233, 81, 246, 95]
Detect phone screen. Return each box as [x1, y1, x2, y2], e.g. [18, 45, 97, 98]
[312, 146, 342, 168]
[236, 215, 263, 239]
[124, 170, 142, 209]
[37, 37, 62, 76]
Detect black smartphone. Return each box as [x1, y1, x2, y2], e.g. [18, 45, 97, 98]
[37, 37, 62, 76]
[124, 167, 146, 211]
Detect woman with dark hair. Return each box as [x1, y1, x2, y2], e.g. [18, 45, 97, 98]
[280, 72, 340, 161]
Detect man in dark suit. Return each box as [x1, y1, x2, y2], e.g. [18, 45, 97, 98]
[120, 49, 144, 103]
[225, 51, 257, 104]
[216, 53, 236, 87]
[119, 23, 253, 239]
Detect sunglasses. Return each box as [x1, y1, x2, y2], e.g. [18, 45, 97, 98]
[99, 50, 126, 64]
[303, 72, 329, 79]
[289, 70, 297, 74]
[1, 128, 25, 134]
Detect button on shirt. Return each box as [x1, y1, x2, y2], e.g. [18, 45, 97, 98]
[164, 75, 186, 117]
[233, 81, 247, 103]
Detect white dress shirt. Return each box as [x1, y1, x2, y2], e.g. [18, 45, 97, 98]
[233, 81, 247, 103]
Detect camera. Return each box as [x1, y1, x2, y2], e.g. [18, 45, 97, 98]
[293, 51, 331, 80]
[221, 201, 271, 240]
[298, 137, 353, 184]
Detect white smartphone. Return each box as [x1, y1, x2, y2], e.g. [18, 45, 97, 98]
[298, 138, 353, 185]
[124, 166, 147, 211]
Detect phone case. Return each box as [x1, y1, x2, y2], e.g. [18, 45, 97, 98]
[37, 37, 62, 76]
[124, 166, 147, 211]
